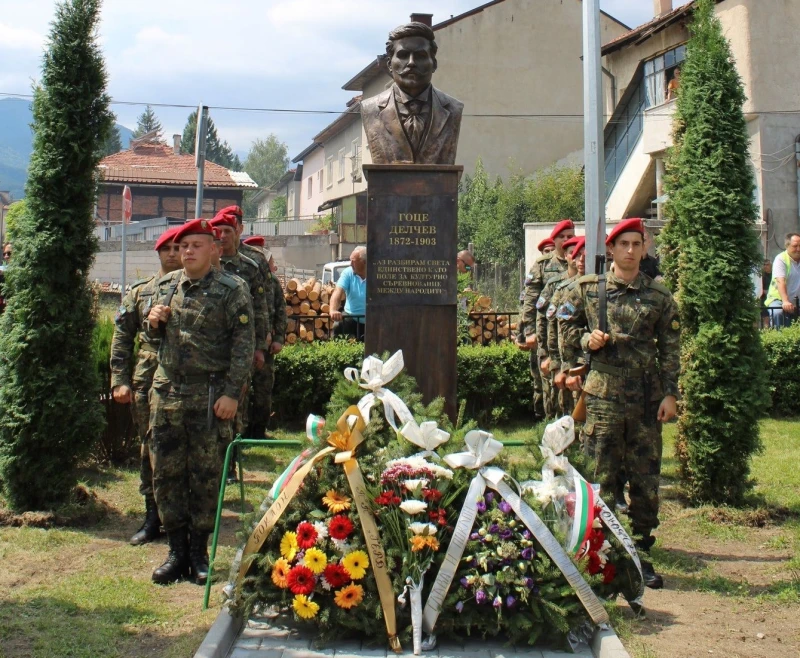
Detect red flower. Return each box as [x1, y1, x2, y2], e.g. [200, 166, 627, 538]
[602, 562, 616, 584]
[375, 491, 401, 506]
[428, 508, 448, 526]
[586, 552, 602, 575]
[423, 488, 442, 503]
[296, 522, 318, 549]
[588, 529, 605, 552]
[328, 514, 354, 540]
[287, 565, 316, 595]
[323, 563, 350, 589]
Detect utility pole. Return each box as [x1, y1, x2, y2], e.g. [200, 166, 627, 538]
[194, 105, 209, 218]
[583, 0, 606, 274]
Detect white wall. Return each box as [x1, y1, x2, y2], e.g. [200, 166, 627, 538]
[297, 146, 327, 220]
[91, 247, 160, 285]
[322, 120, 365, 203]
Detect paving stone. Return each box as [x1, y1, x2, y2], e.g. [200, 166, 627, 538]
[229, 648, 277, 658]
[282, 648, 335, 658]
[437, 649, 493, 658]
[235, 635, 263, 649]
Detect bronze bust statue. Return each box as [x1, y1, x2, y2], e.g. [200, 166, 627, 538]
[361, 22, 464, 165]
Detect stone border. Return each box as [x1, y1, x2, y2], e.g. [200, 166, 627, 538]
[193, 609, 631, 658]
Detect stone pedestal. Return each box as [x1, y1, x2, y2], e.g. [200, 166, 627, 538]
[363, 164, 462, 421]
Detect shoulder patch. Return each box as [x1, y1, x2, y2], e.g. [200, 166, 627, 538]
[556, 278, 573, 291]
[131, 275, 155, 290]
[157, 271, 178, 285]
[577, 274, 599, 285]
[218, 273, 240, 290]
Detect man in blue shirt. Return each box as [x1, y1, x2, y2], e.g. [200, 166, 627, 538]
[330, 246, 366, 341]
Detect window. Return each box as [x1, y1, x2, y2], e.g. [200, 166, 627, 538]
[644, 44, 686, 107]
[326, 157, 334, 188]
[307, 176, 313, 199]
[351, 139, 362, 182]
[338, 148, 346, 181]
[317, 169, 323, 193]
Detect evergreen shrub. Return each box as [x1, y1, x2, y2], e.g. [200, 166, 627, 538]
[760, 324, 800, 416]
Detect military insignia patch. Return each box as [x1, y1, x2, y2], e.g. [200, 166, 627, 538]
[546, 304, 557, 320]
[524, 275, 533, 286]
[671, 320, 680, 331]
[258, 286, 264, 294]
[536, 295, 548, 310]
[201, 220, 208, 229]
[556, 302, 576, 321]
[239, 314, 249, 324]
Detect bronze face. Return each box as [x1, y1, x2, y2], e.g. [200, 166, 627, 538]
[388, 36, 436, 97]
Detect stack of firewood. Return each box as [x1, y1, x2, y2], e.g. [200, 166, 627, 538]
[467, 295, 517, 345]
[283, 277, 336, 344]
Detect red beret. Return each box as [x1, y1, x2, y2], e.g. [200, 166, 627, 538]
[550, 219, 575, 239]
[243, 235, 265, 247]
[571, 237, 586, 256]
[215, 205, 243, 220]
[537, 237, 555, 252]
[173, 218, 214, 244]
[211, 227, 223, 240]
[154, 226, 180, 251]
[562, 236, 580, 252]
[606, 218, 645, 245]
[210, 214, 237, 230]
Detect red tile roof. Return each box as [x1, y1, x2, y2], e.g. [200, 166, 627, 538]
[98, 143, 257, 188]
[602, 1, 695, 56]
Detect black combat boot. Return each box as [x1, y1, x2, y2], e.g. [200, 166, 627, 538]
[635, 534, 664, 590]
[152, 530, 190, 585]
[226, 446, 239, 485]
[130, 496, 163, 546]
[189, 531, 211, 585]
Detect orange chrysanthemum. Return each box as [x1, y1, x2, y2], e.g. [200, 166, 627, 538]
[327, 430, 351, 452]
[271, 558, 290, 588]
[334, 583, 365, 609]
[322, 489, 351, 513]
[410, 535, 440, 553]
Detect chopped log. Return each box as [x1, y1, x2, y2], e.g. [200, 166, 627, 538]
[483, 330, 493, 340]
[485, 321, 495, 331]
[321, 303, 330, 314]
[311, 301, 321, 311]
[300, 301, 311, 314]
[315, 328, 326, 338]
[291, 294, 301, 305]
[468, 326, 482, 338]
[287, 278, 300, 292]
[308, 280, 322, 301]
[304, 331, 314, 342]
[292, 305, 301, 315]
[297, 287, 308, 300]
[286, 319, 297, 333]
[284, 292, 293, 302]
[314, 318, 325, 329]
[286, 333, 297, 344]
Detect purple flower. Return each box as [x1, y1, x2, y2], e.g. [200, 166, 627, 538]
[492, 595, 502, 609]
[532, 585, 540, 595]
[484, 492, 495, 504]
[455, 601, 465, 613]
[460, 577, 470, 588]
[498, 501, 512, 514]
[506, 595, 517, 609]
[521, 547, 534, 560]
[476, 500, 487, 514]
[470, 532, 480, 541]
[475, 589, 487, 605]
[522, 530, 532, 540]
[489, 523, 500, 534]
[500, 528, 513, 540]
[524, 577, 535, 589]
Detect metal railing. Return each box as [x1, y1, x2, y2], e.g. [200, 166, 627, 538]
[762, 297, 800, 330]
[286, 313, 365, 342]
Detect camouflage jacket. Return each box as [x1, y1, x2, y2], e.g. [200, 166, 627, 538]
[220, 250, 269, 350]
[268, 272, 288, 343]
[146, 268, 255, 400]
[559, 270, 680, 401]
[546, 273, 579, 373]
[535, 270, 569, 363]
[110, 273, 161, 390]
[521, 252, 568, 336]
[239, 242, 275, 342]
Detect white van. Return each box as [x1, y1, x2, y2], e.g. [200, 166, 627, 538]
[321, 260, 350, 286]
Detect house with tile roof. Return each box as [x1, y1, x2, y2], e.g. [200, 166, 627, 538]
[96, 134, 257, 224]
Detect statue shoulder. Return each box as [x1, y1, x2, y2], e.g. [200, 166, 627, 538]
[361, 88, 391, 114]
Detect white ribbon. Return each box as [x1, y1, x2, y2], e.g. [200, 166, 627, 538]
[443, 430, 503, 470]
[400, 420, 450, 460]
[344, 351, 414, 431]
[407, 575, 425, 655]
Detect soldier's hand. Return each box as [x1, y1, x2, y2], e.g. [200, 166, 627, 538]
[214, 395, 239, 420]
[554, 371, 567, 390]
[253, 349, 265, 371]
[587, 330, 610, 351]
[270, 341, 283, 355]
[331, 309, 343, 322]
[657, 395, 677, 423]
[566, 375, 583, 392]
[540, 358, 551, 376]
[148, 304, 171, 329]
[525, 334, 538, 349]
[112, 385, 132, 404]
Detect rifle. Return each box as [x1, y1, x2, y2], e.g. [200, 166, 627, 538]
[572, 255, 607, 422]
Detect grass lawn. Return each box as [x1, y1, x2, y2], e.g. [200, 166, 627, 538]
[0, 420, 798, 657]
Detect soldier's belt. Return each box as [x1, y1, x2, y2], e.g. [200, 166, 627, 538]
[591, 361, 652, 379]
[161, 370, 225, 386]
[137, 344, 157, 354]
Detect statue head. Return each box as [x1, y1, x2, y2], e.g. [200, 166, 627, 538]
[385, 22, 438, 97]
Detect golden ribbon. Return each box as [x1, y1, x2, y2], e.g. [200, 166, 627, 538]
[236, 405, 401, 653]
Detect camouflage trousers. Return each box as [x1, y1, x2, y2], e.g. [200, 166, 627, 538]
[149, 384, 227, 534]
[583, 392, 662, 536]
[132, 386, 154, 498]
[248, 352, 276, 438]
[529, 352, 545, 419]
[558, 386, 575, 418]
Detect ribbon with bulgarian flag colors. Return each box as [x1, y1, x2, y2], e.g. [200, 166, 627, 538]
[268, 414, 326, 501]
[568, 474, 595, 555]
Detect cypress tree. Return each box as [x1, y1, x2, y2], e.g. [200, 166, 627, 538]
[0, 0, 113, 510]
[660, 0, 767, 504]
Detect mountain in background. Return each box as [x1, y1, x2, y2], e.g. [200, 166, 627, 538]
[0, 97, 134, 201]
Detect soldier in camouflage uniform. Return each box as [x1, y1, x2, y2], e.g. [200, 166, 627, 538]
[110, 226, 181, 546]
[559, 218, 679, 589]
[145, 219, 255, 585]
[521, 220, 574, 420]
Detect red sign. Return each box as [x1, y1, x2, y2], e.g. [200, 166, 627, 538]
[122, 185, 132, 223]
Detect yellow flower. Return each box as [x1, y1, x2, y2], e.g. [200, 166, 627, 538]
[303, 547, 328, 575]
[292, 594, 319, 619]
[271, 558, 290, 588]
[327, 430, 351, 452]
[342, 550, 369, 580]
[280, 531, 298, 561]
[334, 583, 364, 609]
[322, 489, 351, 513]
[410, 535, 440, 553]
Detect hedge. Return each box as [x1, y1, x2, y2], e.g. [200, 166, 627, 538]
[760, 323, 800, 416]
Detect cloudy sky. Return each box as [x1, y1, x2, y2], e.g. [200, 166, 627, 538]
[0, 0, 653, 162]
